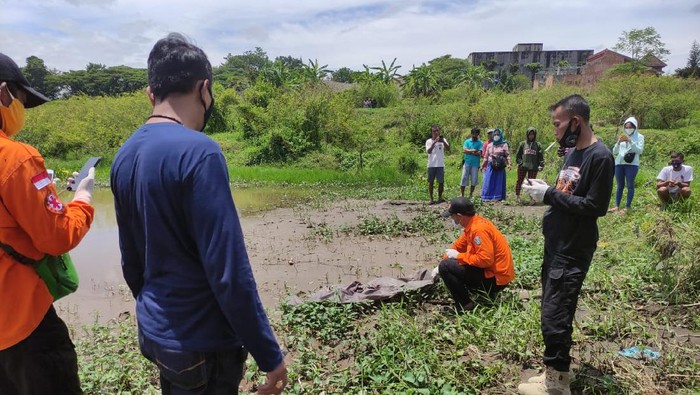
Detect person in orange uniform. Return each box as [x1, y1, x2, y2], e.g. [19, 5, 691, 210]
[0, 53, 95, 395]
[437, 196, 515, 312]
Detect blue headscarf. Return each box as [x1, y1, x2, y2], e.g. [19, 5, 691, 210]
[492, 128, 507, 146]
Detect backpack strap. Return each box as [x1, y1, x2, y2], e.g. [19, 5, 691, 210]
[0, 242, 39, 266]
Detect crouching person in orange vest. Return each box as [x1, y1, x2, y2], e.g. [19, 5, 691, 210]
[436, 197, 515, 312]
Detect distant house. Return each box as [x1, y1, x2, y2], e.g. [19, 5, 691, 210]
[581, 49, 667, 87]
[467, 43, 593, 82]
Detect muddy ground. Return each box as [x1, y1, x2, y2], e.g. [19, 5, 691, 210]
[57, 198, 546, 326]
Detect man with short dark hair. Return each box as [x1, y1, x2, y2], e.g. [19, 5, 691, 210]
[426, 124, 450, 204]
[461, 128, 483, 198]
[0, 53, 95, 394]
[436, 197, 514, 312]
[519, 95, 614, 395]
[111, 33, 287, 395]
[656, 152, 693, 206]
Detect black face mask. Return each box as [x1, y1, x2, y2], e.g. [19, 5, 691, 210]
[199, 82, 215, 132]
[559, 118, 580, 148]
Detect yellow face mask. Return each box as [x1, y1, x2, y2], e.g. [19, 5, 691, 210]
[0, 98, 25, 136]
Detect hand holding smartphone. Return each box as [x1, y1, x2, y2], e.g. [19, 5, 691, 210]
[68, 157, 101, 191]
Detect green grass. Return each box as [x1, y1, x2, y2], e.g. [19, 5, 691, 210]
[72, 178, 700, 393]
[229, 165, 410, 186]
[60, 124, 699, 394]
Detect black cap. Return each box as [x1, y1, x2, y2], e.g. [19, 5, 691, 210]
[0, 53, 50, 108]
[441, 197, 476, 217]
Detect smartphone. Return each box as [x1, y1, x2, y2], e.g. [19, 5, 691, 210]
[68, 157, 101, 191]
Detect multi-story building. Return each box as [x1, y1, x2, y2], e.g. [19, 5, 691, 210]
[467, 43, 594, 79]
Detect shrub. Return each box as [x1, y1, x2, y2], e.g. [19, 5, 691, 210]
[348, 81, 401, 108]
[398, 153, 420, 175]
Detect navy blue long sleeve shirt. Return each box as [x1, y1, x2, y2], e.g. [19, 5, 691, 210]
[110, 122, 283, 372]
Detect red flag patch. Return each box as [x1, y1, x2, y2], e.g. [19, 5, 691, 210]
[32, 171, 51, 190]
[45, 193, 65, 214]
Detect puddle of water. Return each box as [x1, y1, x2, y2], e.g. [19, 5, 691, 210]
[56, 186, 313, 329]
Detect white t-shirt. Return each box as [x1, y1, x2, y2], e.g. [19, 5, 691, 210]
[656, 165, 694, 183]
[425, 138, 448, 168]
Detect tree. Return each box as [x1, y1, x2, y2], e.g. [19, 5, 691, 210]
[456, 64, 492, 89]
[366, 58, 402, 84]
[302, 59, 330, 82]
[675, 40, 700, 78]
[260, 60, 295, 88]
[56, 65, 147, 96]
[274, 55, 304, 71]
[21, 56, 60, 99]
[613, 26, 670, 61]
[403, 64, 440, 97]
[355, 65, 379, 84]
[524, 62, 543, 85]
[331, 67, 354, 83]
[427, 55, 470, 89]
[214, 47, 271, 88]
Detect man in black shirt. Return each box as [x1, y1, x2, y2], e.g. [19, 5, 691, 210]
[518, 95, 614, 395]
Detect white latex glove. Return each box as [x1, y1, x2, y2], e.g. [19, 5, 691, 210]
[522, 178, 549, 203]
[71, 167, 95, 205]
[445, 249, 459, 259]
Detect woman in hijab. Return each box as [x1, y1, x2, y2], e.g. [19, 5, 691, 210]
[610, 116, 645, 214]
[481, 128, 511, 201]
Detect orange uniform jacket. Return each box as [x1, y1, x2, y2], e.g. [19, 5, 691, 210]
[448, 215, 515, 285]
[0, 130, 94, 350]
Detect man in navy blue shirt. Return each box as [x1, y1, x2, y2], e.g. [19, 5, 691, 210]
[111, 33, 287, 395]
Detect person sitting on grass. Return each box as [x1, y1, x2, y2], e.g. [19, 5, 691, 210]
[436, 197, 515, 312]
[656, 151, 693, 207]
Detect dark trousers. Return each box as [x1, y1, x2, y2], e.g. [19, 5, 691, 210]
[139, 330, 248, 395]
[541, 245, 594, 372]
[515, 166, 539, 196]
[0, 305, 82, 395]
[438, 258, 505, 308]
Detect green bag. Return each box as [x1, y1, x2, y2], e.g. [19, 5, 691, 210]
[34, 253, 79, 300]
[0, 243, 78, 301]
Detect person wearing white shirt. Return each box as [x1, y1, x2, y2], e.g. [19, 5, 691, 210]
[656, 152, 693, 206]
[425, 125, 450, 204]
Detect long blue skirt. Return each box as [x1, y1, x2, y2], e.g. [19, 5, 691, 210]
[481, 164, 507, 201]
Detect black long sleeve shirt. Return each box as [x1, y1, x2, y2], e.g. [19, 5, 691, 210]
[542, 140, 614, 254]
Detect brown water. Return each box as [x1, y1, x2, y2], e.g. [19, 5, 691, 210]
[55, 187, 314, 329]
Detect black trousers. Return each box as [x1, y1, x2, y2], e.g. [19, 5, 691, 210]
[139, 330, 248, 395]
[438, 258, 506, 308]
[541, 245, 594, 372]
[0, 305, 82, 395]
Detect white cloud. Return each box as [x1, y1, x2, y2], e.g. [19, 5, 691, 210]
[1, 0, 697, 73]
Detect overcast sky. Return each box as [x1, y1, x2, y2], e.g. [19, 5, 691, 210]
[2, 0, 698, 75]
